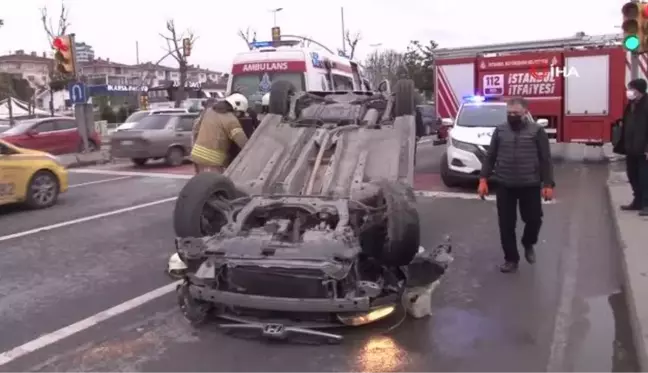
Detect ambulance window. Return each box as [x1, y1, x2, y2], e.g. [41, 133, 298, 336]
[332, 75, 354, 91]
[231, 72, 305, 103]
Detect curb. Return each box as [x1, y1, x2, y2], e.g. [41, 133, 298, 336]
[606, 171, 648, 372]
[60, 152, 112, 169]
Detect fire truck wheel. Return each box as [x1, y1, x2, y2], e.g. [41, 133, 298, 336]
[269, 80, 296, 116]
[393, 79, 416, 117]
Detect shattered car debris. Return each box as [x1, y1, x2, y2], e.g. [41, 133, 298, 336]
[172, 79, 453, 340]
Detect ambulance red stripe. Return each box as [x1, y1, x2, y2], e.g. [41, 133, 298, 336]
[231, 61, 307, 74]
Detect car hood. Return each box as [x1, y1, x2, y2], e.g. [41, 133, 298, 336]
[224, 114, 416, 200]
[116, 122, 136, 131]
[449, 125, 496, 146]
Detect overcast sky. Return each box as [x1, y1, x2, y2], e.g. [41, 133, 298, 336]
[0, 0, 626, 72]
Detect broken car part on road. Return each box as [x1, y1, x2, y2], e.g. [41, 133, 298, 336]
[171, 79, 454, 341]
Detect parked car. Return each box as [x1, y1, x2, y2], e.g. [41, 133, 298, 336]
[0, 124, 9, 133]
[0, 117, 101, 155]
[416, 104, 437, 135]
[0, 139, 68, 209]
[115, 108, 189, 132]
[110, 113, 197, 166]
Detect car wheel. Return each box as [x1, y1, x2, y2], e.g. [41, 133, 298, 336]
[173, 172, 246, 237]
[25, 170, 60, 209]
[177, 281, 212, 327]
[440, 152, 461, 188]
[165, 146, 184, 167]
[393, 79, 416, 117]
[360, 180, 420, 267]
[268, 80, 295, 116]
[132, 158, 148, 166]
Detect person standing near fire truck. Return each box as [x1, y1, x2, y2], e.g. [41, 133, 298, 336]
[190, 93, 249, 173]
[477, 97, 555, 273]
[620, 79, 648, 216]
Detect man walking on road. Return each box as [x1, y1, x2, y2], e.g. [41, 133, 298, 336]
[478, 97, 555, 273]
[619, 78, 648, 216]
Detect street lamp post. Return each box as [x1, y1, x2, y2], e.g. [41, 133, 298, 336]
[270, 8, 283, 27]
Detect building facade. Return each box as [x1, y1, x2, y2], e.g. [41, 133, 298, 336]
[0, 50, 225, 111]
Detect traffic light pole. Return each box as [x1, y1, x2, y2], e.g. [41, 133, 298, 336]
[631, 52, 640, 80]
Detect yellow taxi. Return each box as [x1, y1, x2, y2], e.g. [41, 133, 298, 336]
[0, 139, 68, 209]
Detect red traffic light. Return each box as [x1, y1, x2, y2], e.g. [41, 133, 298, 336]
[623, 2, 639, 18]
[642, 3, 648, 17]
[53, 37, 69, 52]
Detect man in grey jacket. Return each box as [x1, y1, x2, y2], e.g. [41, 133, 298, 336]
[478, 97, 555, 273]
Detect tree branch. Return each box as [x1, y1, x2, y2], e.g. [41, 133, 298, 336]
[238, 27, 257, 50]
[344, 30, 361, 59]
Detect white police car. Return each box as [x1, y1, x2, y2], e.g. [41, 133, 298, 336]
[440, 96, 548, 187]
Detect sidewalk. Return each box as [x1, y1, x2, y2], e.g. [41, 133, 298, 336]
[607, 170, 648, 371]
[58, 150, 111, 169]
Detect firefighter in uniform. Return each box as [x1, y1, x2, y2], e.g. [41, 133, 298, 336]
[190, 93, 249, 173]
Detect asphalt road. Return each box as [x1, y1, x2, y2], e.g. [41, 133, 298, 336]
[0, 144, 639, 372]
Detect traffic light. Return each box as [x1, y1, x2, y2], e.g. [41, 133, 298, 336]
[622, 2, 645, 52]
[182, 38, 192, 57]
[140, 95, 149, 110]
[53, 35, 76, 75]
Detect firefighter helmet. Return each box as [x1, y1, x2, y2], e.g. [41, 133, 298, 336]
[225, 93, 248, 113]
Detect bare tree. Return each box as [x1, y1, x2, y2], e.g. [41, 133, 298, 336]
[363, 49, 405, 88]
[40, 3, 70, 115]
[159, 19, 197, 108]
[300, 36, 313, 48]
[345, 30, 362, 60]
[238, 27, 257, 50]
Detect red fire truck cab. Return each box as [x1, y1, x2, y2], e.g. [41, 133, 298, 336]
[434, 34, 641, 146]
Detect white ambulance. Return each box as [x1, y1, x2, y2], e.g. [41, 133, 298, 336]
[226, 40, 371, 105]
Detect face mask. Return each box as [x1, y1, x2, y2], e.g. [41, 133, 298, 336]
[627, 89, 637, 100]
[507, 114, 523, 127]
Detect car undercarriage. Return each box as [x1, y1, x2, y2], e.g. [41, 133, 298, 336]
[171, 80, 453, 341]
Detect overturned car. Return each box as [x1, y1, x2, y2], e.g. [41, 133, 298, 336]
[172, 80, 453, 340]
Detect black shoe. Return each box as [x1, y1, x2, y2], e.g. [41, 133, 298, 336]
[621, 203, 641, 211]
[524, 246, 536, 264]
[499, 261, 519, 273]
[639, 208, 648, 217]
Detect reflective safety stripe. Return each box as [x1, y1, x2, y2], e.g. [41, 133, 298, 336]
[229, 127, 243, 139]
[191, 144, 225, 165]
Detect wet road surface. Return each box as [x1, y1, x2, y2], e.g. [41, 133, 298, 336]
[0, 144, 639, 372]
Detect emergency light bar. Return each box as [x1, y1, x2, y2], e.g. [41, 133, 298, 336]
[249, 40, 302, 49]
[463, 95, 485, 103]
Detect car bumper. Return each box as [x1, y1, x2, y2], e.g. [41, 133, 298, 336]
[188, 283, 398, 313]
[110, 146, 160, 159]
[447, 145, 483, 177]
[56, 167, 69, 193]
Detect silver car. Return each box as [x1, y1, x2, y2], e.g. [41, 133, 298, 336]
[110, 113, 198, 167]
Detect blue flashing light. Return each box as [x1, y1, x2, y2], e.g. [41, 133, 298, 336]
[250, 41, 274, 48]
[462, 95, 485, 103]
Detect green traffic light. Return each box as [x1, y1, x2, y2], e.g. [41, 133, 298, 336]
[624, 35, 640, 51]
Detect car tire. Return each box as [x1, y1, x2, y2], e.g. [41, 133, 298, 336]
[177, 281, 212, 327]
[165, 146, 184, 167]
[361, 180, 420, 267]
[25, 170, 60, 209]
[268, 80, 295, 116]
[440, 152, 461, 188]
[173, 172, 244, 237]
[132, 158, 148, 166]
[393, 79, 416, 117]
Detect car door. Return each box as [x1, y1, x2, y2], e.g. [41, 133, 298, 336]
[0, 143, 24, 205]
[26, 120, 58, 153]
[175, 116, 196, 151]
[51, 119, 79, 154]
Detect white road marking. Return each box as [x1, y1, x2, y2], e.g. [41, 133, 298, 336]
[415, 190, 557, 204]
[0, 281, 181, 367]
[68, 168, 192, 180]
[68, 176, 133, 188]
[0, 197, 178, 242]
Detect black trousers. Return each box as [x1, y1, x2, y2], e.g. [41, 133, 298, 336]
[626, 154, 648, 207]
[496, 186, 543, 263]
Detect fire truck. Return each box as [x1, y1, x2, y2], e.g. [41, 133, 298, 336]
[434, 33, 644, 146]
